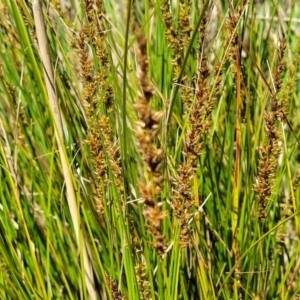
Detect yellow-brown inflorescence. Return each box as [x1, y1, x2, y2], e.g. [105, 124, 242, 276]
[105, 274, 125, 300]
[161, 0, 182, 78]
[161, 0, 193, 112]
[225, 1, 248, 101]
[174, 13, 223, 248]
[255, 41, 286, 220]
[271, 41, 287, 120]
[78, 0, 123, 215]
[135, 263, 151, 300]
[135, 30, 166, 256]
[255, 113, 281, 220]
[280, 38, 300, 118]
[78, 2, 124, 295]
[178, 1, 192, 48]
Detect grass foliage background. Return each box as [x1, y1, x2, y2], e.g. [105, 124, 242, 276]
[1, 0, 300, 299]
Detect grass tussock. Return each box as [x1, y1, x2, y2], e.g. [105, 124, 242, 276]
[1, 0, 300, 299]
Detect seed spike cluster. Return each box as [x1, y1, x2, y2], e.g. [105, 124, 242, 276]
[161, 0, 182, 63]
[135, 29, 166, 256]
[281, 39, 300, 117]
[173, 12, 223, 248]
[78, 0, 123, 217]
[255, 41, 286, 220]
[161, 0, 193, 112]
[271, 41, 287, 120]
[105, 274, 125, 300]
[135, 263, 151, 300]
[178, 1, 192, 48]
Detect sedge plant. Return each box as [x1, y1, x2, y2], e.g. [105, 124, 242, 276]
[0, 0, 300, 299]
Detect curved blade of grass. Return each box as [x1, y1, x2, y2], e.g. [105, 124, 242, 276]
[218, 209, 300, 297]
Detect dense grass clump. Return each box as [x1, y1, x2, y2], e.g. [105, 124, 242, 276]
[1, 0, 300, 299]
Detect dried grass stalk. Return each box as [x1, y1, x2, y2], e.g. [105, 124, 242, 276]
[32, 1, 96, 299]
